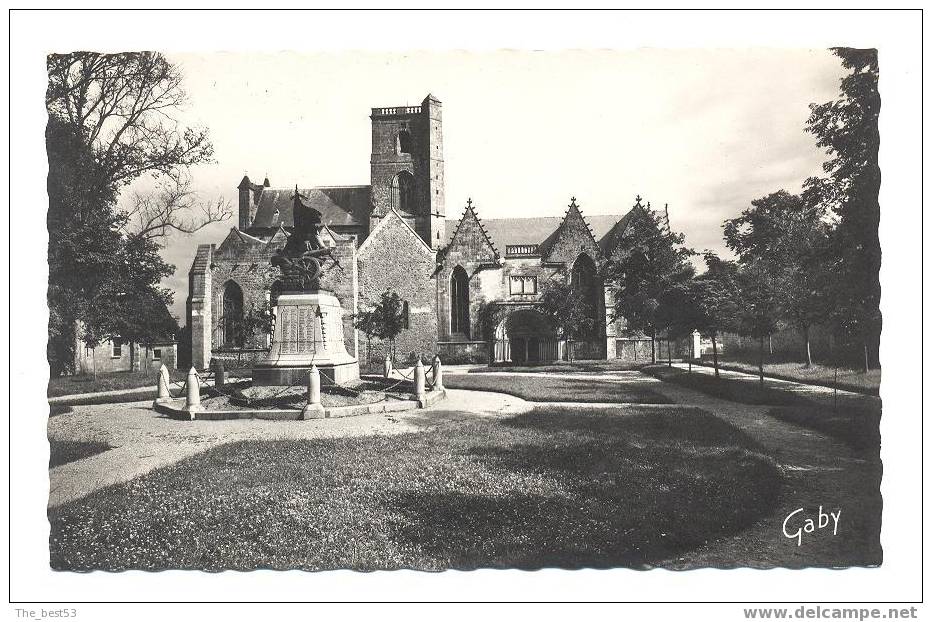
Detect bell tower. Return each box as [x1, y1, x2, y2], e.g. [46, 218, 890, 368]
[369, 93, 446, 249]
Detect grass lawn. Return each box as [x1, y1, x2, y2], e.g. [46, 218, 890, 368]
[48, 369, 186, 398]
[445, 373, 671, 403]
[700, 358, 880, 395]
[641, 366, 810, 406]
[49, 440, 112, 468]
[469, 360, 646, 374]
[768, 405, 881, 452]
[49, 405, 781, 571]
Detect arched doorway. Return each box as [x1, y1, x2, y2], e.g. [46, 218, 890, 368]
[495, 309, 557, 364]
[221, 280, 245, 348]
[391, 171, 416, 216]
[450, 266, 470, 338]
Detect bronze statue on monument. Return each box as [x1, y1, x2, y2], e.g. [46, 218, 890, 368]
[252, 187, 360, 386]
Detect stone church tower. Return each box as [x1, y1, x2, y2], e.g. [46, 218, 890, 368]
[369, 93, 446, 249]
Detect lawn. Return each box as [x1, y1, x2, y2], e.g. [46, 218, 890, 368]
[641, 366, 811, 406]
[444, 373, 671, 403]
[699, 358, 880, 395]
[49, 405, 781, 571]
[48, 369, 186, 398]
[469, 360, 646, 374]
[768, 405, 881, 452]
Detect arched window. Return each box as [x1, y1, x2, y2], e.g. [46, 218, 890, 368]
[450, 266, 470, 338]
[222, 280, 245, 348]
[391, 171, 416, 216]
[396, 130, 413, 155]
[570, 254, 600, 339]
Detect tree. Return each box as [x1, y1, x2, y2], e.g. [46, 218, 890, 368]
[46, 52, 226, 374]
[723, 190, 833, 366]
[606, 197, 695, 364]
[685, 253, 742, 377]
[353, 308, 381, 368]
[805, 48, 881, 371]
[46, 52, 214, 194]
[355, 291, 408, 364]
[77, 234, 177, 372]
[538, 273, 598, 362]
[735, 259, 781, 386]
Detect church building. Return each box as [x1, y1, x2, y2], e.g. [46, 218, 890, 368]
[186, 94, 653, 370]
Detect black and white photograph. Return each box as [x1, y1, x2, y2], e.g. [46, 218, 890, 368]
[7, 6, 925, 615]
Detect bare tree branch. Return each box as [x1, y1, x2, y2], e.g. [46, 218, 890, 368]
[124, 174, 231, 241]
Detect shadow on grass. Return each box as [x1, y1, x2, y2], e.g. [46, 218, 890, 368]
[445, 374, 672, 404]
[769, 405, 881, 453]
[49, 406, 782, 571]
[49, 440, 113, 468]
[386, 408, 781, 569]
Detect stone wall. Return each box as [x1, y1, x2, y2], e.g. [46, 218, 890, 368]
[74, 339, 177, 375]
[357, 210, 438, 365]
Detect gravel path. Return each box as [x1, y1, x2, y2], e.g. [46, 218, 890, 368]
[48, 389, 531, 508]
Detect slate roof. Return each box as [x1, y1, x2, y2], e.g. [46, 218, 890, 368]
[249, 186, 370, 229]
[445, 213, 632, 253]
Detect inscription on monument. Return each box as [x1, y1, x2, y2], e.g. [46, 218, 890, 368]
[298, 307, 314, 353]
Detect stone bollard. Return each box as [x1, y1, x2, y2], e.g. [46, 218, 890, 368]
[432, 355, 444, 391]
[383, 355, 393, 379]
[413, 358, 426, 403]
[211, 358, 226, 387]
[152, 364, 172, 407]
[302, 365, 325, 420]
[183, 367, 201, 419]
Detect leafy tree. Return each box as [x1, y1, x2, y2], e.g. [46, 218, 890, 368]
[685, 253, 742, 377]
[46, 52, 225, 375]
[538, 273, 599, 362]
[353, 308, 381, 367]
[724, 190, 833, 366]
[241, 301, 274, 347]
[735, 259, 781, 386]
[355, 291, 408, 364]
[805, 48, 881, 371]
[606, 197, 695, 364]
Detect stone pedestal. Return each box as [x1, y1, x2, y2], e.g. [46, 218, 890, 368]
[253, 290, 359, 386]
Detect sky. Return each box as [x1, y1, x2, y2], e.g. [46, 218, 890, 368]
[144, 49, 847, 322]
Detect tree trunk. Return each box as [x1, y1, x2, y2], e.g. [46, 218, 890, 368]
[803, 325, 813, 367]
[666, 338, 672, 368]
[863, 342, 870, 373]
[129, 341, 136, 373]
[769, 334, 773, 355]
[650, 329, 656, 365]
[711, 334, 719, 378]
[758, 335, 765, 387]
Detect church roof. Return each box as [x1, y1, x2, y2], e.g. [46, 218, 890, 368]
[445, 213, 628, 252]
[250, 185, 370, 229]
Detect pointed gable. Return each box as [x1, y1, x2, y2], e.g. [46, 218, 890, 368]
[441, 198, 499, 270]
[359, 208, 434, 259]
[215, 227, 268, 258]
[540, 197, 603, 265]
